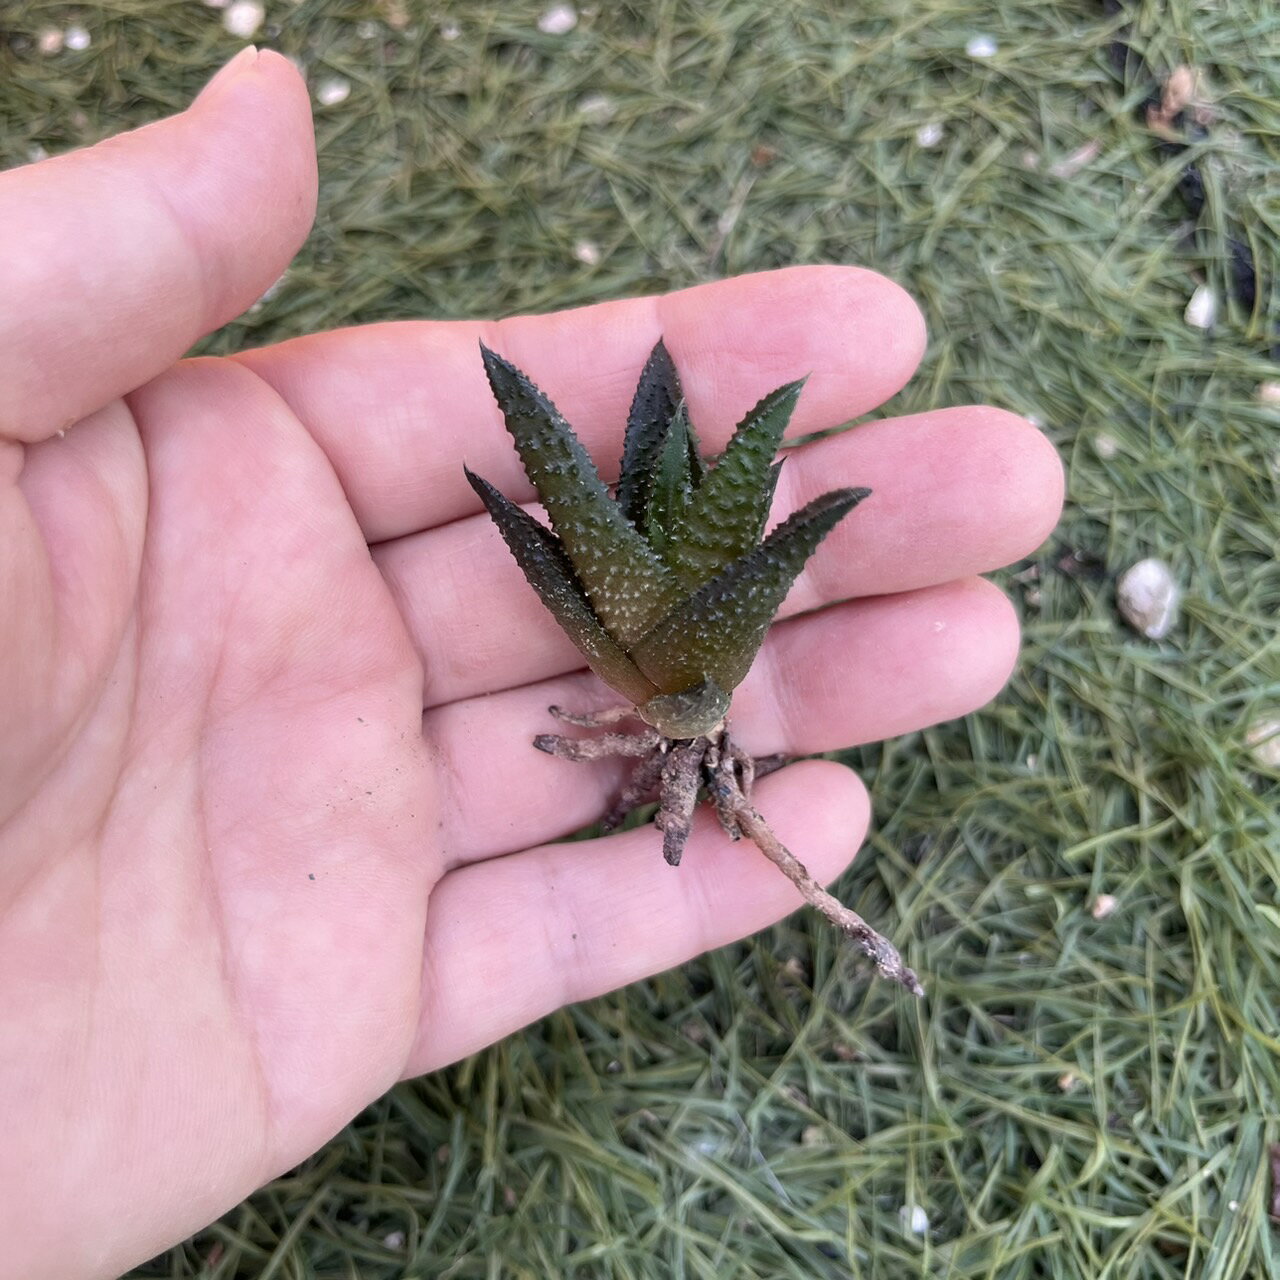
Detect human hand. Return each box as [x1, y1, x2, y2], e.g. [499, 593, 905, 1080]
[0, 51, 1062, 1278]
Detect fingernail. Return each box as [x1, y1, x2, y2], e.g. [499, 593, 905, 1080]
[197, 46, 259, 102]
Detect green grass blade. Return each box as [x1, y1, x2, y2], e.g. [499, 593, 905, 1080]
[630, 487, 870, 696]
[616, 339, 683, 527]
[663, 379, 806, 588]
[464, 467, 660, 705]
[479, 344, 681, 644]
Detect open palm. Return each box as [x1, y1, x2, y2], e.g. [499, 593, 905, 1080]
[0, 53, 1062, 1279]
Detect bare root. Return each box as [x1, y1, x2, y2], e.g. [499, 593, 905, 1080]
[533, 707, 924, 996]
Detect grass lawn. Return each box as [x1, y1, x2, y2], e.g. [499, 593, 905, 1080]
[4, 1, 1278, 1276]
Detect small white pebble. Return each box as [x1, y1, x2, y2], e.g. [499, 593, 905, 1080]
[1117, 557, 1180, 639]
[573, 239, 601, 266]
[538, 3, 578, 35]
[27, 144, 49, 163]
[1228, 1200, 1239, 1212]
[223, 1, 264, 39]
[64, 25, 91, 51]
[356, 20, 379, 39]
[1026, 413, 1045, 429]
[315, 77, 351, 107]
[800, 1125, 825, 1146]
[1093, 432, 1119, 459]
[578, 91, 617, 122]
[916, 120, 944, 148]
[1245, 718, 1280, 769]
[1020, 149, 1041, 171]
[382, 1231, 405, 1250]
[37, 28, 64, 54]
[1026, 754, 1039, 770]
[1184, 283, 1216, 330]
[1025, 587, 1042, 607]
[899, 1203, 930, 1235]
[1091, 893, 1118, 921]
[1258, 381, 1280, 405]
[440, 20, 461, 40]
[966, 34, 998, 59]
[1058, 1071, 1077, 1091]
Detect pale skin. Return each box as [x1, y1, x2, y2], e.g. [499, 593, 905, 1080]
[0, 51, 1064, 1279]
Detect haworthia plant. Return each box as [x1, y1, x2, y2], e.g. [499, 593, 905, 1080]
[467, 340, 870, 739]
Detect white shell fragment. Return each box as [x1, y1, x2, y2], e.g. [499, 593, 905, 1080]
[315, 77, 351, 107]
[538, 4, 578, 35]
[1246, 718, 1280, 769]
[223, 1, 264, 39]
[916, 121, 944, 148]
[899, 1203, 930, 1235]
[577, 92, 617, 122]
[1117, 558, 1180, 639]
[1091, 893, 1118, 920]
[966, 35, 998, 59]
[1184, 284, 1217, 330]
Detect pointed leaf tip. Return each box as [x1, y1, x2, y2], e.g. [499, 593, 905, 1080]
[617, 339, 685, 529]
[477, 345, 681, 644]
[663, 377, 807, 588]
[463, 466, 659, 705]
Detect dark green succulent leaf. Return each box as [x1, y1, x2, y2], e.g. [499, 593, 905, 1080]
[630, 487, 871, 696]
[479, 343, 681, 644]
[663, 379, 806, 589]
[464, 467, 661, 706]
[615, 339, 682, 527]
[642, 402, 698, 557]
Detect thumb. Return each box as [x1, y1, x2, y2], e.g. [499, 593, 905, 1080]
[0, 48, 317, 443]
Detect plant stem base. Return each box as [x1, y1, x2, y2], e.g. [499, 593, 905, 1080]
[533, 705, 924, 997]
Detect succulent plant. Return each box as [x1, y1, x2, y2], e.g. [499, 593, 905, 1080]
[465, 339, 921, 995]
[465, 340, 869, 738]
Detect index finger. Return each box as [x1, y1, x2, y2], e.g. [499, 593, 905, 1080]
[234, 265, 925, 542]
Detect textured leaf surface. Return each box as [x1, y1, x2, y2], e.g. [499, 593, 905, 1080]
[465, 468, 660, 705]
[663, 379, 805, 588]
[615, 339, 683, 528]
[630, 487, 871, 695]
[480, 344, 680, 644]
[642, 403, 697, 557]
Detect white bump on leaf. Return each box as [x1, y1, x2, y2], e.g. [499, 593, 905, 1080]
[1184, 284, 1216, 330]
[1117, 558, 1180, 639]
